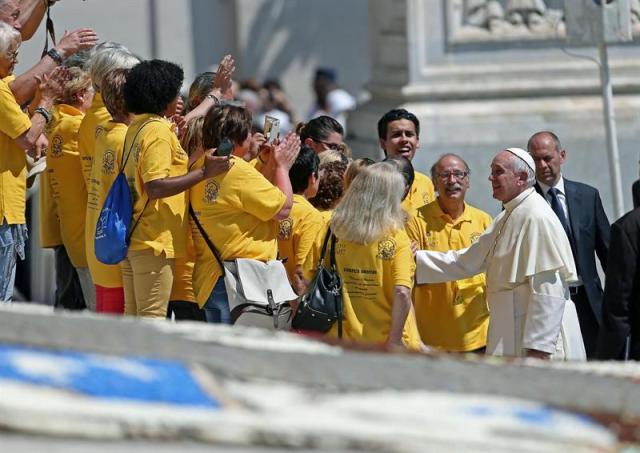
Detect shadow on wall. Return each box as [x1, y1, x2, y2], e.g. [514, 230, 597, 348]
[191, 0, 370, 112]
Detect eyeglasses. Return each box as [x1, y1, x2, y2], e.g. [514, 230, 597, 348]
[7, 50, 18, 60]
[436, 170, 469, 180]
[312, 138, 342, 151]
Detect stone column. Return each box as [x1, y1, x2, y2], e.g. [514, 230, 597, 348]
[348, 0, 640, 216]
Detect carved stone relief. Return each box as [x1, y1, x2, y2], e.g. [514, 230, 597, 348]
[447, 0, 640, 44]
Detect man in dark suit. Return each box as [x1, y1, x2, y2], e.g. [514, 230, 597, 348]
[597, 207, 640, 360]
[527, 131, 610, 359]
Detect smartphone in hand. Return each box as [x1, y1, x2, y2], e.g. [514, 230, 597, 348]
[217, 137, 234, 157]
[263, 115, 280, 144]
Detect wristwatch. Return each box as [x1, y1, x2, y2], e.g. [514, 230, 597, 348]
[34, 107, 51, 124]
[205, 93, 220, 104]
[46, 48, 63, 64]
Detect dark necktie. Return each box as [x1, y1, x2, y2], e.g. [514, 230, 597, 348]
[548, 187, 572, 238]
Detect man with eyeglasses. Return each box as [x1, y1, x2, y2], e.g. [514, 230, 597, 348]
[415, 148, 585, 360]
[377, 109, 434, 218]
[406, 154, 492, 353]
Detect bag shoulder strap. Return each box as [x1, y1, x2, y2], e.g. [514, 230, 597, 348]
[122, 118, 163, 243]
[189, 205, 226, 277]
[41, 5, 56, 58]
[317, 226, 333, 268]
[328, 233, 342, 338]
[121, 118, 163, 172]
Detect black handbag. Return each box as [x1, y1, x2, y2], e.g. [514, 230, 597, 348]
[292, 228, 343, 337]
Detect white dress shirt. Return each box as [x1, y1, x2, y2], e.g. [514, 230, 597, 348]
[538, 175, 571, 227]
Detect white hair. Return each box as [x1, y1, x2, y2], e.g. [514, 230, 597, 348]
[507, 153, 536, 188]
[87, 46, 140, 92]
[0, 21, 20, 57]
[331, 161, 406, 244]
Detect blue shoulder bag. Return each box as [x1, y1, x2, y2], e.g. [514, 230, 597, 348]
[94, 120, 158, 265]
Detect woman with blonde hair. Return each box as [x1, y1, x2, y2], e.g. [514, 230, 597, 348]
[326, 161, 425, 350]
[343, 157, 375, 190]
[42, 66, 95, 309]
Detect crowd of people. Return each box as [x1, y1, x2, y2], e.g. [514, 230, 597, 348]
[0, 0, 638, 362]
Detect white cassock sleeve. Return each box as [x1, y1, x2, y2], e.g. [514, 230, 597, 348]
[415, 224, 495, 284]
[521, 270, 566, 354]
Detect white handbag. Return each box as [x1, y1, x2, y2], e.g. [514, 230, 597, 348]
[223, 259, 297, 330]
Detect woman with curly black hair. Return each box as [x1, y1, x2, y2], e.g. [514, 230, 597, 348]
[121, 59, 229, 318]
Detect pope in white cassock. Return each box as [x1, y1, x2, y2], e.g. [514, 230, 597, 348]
[415, 148, 586, 360]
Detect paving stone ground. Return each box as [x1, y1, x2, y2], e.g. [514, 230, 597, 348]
[0, 303, 636, 450]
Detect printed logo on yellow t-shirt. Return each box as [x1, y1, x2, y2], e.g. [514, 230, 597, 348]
[203, 179, 220, 204]
[51, 135, 63, 158]
[278, 217, 293, 240]
[102, 149, 116, 175]
[95, 125, 107, 139]
[422, 191, 431, 205]
[376, 237, 397, 261]
[470, 232, 481, 243]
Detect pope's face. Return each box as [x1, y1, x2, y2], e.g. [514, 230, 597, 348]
[379, 119, 419, 160]
[489, 151, 526, 203]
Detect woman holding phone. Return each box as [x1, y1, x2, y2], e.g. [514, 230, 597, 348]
[121, 59, 229, 318]
[189, 104, 299, 323]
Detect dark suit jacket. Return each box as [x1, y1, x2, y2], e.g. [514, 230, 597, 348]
[597, 208, 640, 360]
[632, 179, 640, 210]
[535, 179, 610, 326]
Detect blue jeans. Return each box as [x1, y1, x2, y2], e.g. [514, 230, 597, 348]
[0, 223, 28, 302]
[204, 277, 230, 324]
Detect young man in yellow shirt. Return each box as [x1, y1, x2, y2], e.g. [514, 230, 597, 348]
[277, 146, 323, 294]
[406, 153, 492, 352]
[377, 109, 435, 218]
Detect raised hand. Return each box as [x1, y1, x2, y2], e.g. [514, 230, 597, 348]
[203, 151, 232, 179]
[212, 54, 235, 99]
[39, 66, 70, 102]
[272, 132, 300, 171]
[56, 28, 98, 58]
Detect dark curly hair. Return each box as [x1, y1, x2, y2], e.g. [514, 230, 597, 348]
[124, 59, 183, 115]
[202, 104, 252, 149]
[309, 159, 348, 211]
[289, 146, 319, 194]
[296, 115, 344, 143]
[377, 108, 420, 140]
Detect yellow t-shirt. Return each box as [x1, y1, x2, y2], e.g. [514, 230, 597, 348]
[85, 120, 127, 287]
[45, 104, 88, 267]
[124, 114, 189, 259]
[277, 194, 325, 284]
[301, 209, 333, 280]
[0, 78, 31, 224]
[327, 229, 420, 351]
[190, 156, 286, 306]
[406, 200, 492, 352]
[170, 229, 196, 303]
[38, 167, 62, 248]
[38, 105, 63, 248]
[77, 92, 112, 188]
[402, 171, 435, 218]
